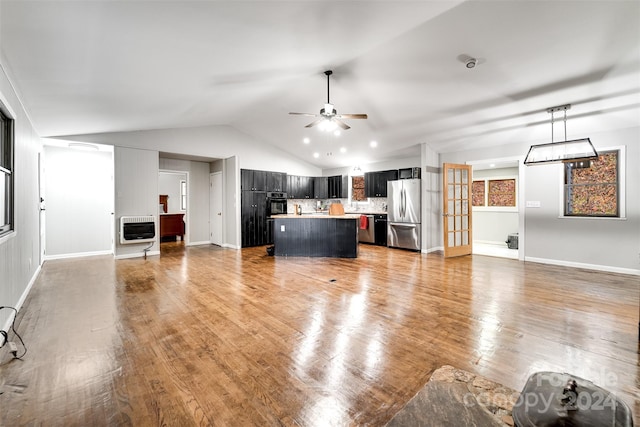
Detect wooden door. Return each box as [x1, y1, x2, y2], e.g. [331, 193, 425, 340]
[442, 163, 473, 258]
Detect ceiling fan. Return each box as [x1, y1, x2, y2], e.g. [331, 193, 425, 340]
[289, 70, 367, 130]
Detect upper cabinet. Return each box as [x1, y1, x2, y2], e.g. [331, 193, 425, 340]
[242, 169, 287, 192]
[241, 169, 266, 191]
[365, 169, 398, 197]
[314, 176, 328, 199]
[266, 171, 287, 192]
[287, 175, 314, 199]
[328, 175, 348, 199]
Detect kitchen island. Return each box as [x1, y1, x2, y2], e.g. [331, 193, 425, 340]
[271, 214, 360, 258]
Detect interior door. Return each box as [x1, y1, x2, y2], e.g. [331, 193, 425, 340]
[210, 172, 223, 246]
[442, 163, 473, 258]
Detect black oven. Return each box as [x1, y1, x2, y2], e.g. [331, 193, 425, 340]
[266, 192, 287, 216]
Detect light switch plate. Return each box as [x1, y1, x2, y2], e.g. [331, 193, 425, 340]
[526, 201, 541, 208]
[280, 225, 285, 232]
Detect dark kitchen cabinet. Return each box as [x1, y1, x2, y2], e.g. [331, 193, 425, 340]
[241, 169, 267, 191]
[365, 169, 398, 197]
[287, 175, 314, 199]
[266, 171, 287, 192]
[241, 190, 267, 247]
[314, 177, 328, 199]
[328, 175, 348, 198]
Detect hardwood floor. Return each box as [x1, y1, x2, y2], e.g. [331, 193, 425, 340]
[1, 243, 638, 426]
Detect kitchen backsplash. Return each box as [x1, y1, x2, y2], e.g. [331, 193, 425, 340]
[287, 198, 387, 214]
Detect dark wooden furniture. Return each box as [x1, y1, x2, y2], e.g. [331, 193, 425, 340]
[160, 213, 184, 240]
[272, 215, 358, 257]
[159, 194, 168, 213]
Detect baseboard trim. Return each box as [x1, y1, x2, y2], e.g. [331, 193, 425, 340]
[114, 250, 160, 260]
[2, 264, 41, 336]
[187, 241, 211, 246]
[222, 243, 240, 249]
[525, 256, 640, 276]
[422, 246, 444, 254]
[44, 250, 113, 261]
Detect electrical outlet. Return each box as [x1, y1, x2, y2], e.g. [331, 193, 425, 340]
[8, 341, 17, 356]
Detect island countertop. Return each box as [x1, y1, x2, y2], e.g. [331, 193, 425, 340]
[270, 213, 362, 219]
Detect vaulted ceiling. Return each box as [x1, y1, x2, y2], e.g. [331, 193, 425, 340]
[1, 1, 639, 168]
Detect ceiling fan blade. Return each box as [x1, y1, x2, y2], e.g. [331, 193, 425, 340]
[336, 114, 368, 119]
[305, 118, 325, 128]
[289, 112, 318, 117]
[335, 119, 350, 130]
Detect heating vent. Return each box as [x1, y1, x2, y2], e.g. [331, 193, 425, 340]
[120, 216, 156, 244]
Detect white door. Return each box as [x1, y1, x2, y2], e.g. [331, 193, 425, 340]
[210, 172, 223, 246]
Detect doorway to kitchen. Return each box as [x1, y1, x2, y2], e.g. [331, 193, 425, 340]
[467, 157, 524, 260]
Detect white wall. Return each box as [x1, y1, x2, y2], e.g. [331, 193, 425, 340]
[441, 126, 640, 273]
[0, 61, 42, 331]
[421, 144, 441, 252]
[61, 124, 321, 176]
[43, 145, 114, 258]
[114, 146, 159, 258]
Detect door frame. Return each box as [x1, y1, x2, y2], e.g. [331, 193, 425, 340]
[159, 170, 189, 245]
[465, 156, 525, 261]
[210, 171, 223, 246]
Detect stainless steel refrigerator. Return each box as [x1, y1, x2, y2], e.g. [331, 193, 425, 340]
[387, 178, 421, 250]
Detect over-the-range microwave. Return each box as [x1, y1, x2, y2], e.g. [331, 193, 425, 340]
[399, 167, 421, 179]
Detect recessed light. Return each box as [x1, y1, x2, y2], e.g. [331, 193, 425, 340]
[340, 147, 347, 153]
[333, 130, 341, 136]
[370, 141, 378, 148]
[313, 152, 319, 158]
[303, 137, 310, 144]
[489, 163, 496, 168]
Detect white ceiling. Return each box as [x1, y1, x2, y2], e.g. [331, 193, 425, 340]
[1, 1, 639, 168]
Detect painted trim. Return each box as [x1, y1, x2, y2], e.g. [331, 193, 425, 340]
[422, 246, 443, 254]
[114, 250, 160, 260]
[222, 243, 240, 250]
[44, 250, 112, 261]
[187, 241, 211, 246]
[1, 264, 41, 335]
[525, 256, 640, 276]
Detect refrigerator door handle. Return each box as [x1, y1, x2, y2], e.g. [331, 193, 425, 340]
[401, 188, 405, 218]
[389, 222, 418, 228]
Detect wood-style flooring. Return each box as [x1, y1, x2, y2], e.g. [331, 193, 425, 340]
[1, 242, 638, 426]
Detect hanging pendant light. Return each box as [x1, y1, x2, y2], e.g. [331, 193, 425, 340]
[524, 104, 598, 165]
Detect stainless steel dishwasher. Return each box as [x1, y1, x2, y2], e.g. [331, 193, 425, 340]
[358, 214, 375, 243]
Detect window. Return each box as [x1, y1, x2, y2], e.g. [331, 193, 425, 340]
[564, 150, 619, 217]
[351, 175, 366, 202]
[180, 180, 187, 211]
[472, 178, 516, 208]
[0, 107, 14, 238]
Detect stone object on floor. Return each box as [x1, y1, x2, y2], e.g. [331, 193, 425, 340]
[386, 365, 519, 427]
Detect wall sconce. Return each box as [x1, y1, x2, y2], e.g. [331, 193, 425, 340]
[524, 104, 598, 165]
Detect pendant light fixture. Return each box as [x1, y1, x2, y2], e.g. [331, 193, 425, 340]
[524, 104, 598, 165]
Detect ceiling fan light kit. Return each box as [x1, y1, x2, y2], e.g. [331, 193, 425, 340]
[524, 104, 598, 165]
[290, 70, 367, 132]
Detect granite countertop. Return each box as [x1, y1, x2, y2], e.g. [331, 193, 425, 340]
[386, 365, 518, 427]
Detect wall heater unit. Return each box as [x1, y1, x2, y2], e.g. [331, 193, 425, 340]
[120, 216, 156, 244]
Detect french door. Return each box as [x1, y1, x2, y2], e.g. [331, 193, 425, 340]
[442, 163, 473, 258]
